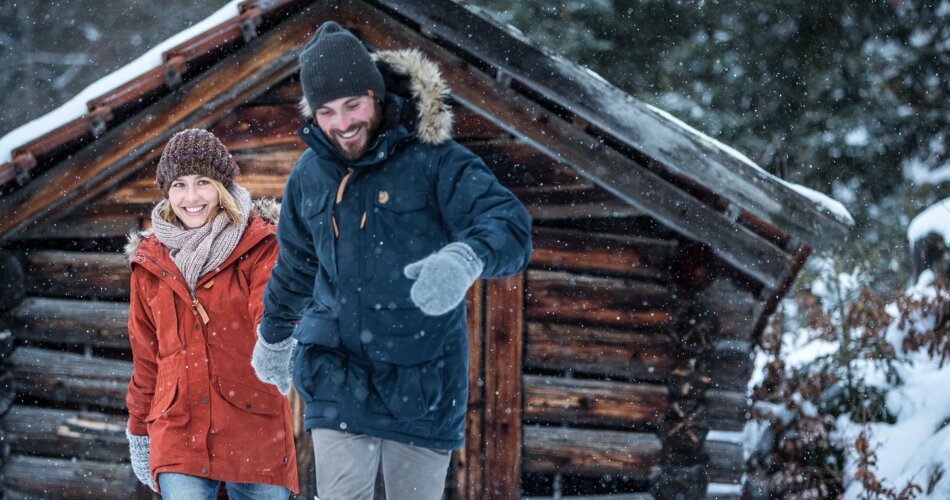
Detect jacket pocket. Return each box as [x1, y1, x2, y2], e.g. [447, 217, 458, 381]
[215, 376, 282, 415]
[147, 284, 182, 358]
[363, 308, 446, 421]
[301, 191, 336, 276]
[365, 188, 446, 284]
[292, 314, 346, 405]
[145, 376, 179, 422]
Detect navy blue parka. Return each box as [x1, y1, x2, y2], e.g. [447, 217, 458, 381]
[260, 49, 532, 450]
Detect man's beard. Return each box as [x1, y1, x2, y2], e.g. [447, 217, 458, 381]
[329, 109, 383, 161]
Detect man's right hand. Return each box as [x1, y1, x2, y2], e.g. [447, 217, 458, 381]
[251, 326, 296, 395]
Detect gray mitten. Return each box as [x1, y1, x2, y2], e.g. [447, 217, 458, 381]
[126, 429, 157, 492]
[251, 326, 296, 395]
[404, 242, 484, 316]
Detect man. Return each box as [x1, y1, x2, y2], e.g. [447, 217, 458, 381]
[251, 22, 532, 499]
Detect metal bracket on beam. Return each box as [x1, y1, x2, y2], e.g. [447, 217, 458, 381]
[240, 9, 262, 42]
[12, 153, 37, 187]
[87, 107, 114, 138]
[164, 56, 188, 89]
[725, 202, 742, 222]
[495, 69, 512, 87]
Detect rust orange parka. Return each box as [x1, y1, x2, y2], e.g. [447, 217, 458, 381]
[125, 204, 298, 493]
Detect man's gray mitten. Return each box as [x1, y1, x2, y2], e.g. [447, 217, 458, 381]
[126, 429, 157, 492]
[251, 326, 296, 395]
[404, 242, 484, 316]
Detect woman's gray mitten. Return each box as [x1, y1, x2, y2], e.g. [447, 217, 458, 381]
[404, 242, 484, 316]
[251, 327, 296, 395]
[126, 429, 157, 492]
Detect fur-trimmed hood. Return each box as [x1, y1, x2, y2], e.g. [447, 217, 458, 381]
[124, 198, 280, 261]
[299, 49, 453, 145]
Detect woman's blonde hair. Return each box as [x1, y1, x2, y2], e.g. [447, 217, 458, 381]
[160, 178, 243, 227]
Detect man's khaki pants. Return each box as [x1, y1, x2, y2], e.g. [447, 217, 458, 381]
[311, 428, 451, 500]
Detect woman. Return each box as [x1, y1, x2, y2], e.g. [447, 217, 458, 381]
[124, 129, 298, 499]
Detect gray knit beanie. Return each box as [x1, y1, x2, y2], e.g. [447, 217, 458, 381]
[156, 129, 239, 196]
[299, 22, 385, 110]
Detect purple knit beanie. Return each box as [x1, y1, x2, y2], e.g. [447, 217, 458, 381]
[156, 129, 239, 196]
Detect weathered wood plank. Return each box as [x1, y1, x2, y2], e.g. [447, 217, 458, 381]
[705, 390, 748, 432]
[484, 275, 524, 499]
[375, 0, 852, 251]
[9, 347, 131, 408]
[452, 105, 507, 139]
[524, 322, 675, 382]
[0, 5, 328, 243]
[705, 441, 743, 484]
[0, 455, 137, 499]
[467, 139, 582, 189]
[7, 297, 130, 348]
[25, 251, 130, 300]
[523, 375, 667, 428]
[531, 227, 674, 280]
[522, 426, 663, 478]
[522, 375, 748, 433]
[697, 277, 765, 341]
[457, 280, 485, 500]
[209, 104, 303, 151]
[12, 203, 143, 240]
[525, 269, 672, 328]
[524, 322, 751, 390]
[0, 252, 26, 312]
[349, 0, 796, 290]
[523, 426, 743, 484]
[250, 75, 301, 105]
[1, 405, 128, 461]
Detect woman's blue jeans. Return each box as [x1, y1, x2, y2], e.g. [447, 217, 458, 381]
[157, 472, 289, 500]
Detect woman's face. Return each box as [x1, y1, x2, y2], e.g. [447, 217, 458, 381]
[167, 175, 219, 229]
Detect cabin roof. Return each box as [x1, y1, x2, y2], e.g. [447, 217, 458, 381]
[0, 0, 851, 291]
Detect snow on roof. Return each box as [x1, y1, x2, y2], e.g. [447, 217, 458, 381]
[0, 1, 243, 164]
[643, 103, 855, 228]
[908, 197, 950, 246]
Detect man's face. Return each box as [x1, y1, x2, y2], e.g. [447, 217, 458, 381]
[315, 95, 382, 161]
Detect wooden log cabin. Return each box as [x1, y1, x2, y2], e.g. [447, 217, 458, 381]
[0, 0, 852, 498]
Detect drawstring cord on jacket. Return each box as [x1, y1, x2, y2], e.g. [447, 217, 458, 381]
[332, 168, 367, 238]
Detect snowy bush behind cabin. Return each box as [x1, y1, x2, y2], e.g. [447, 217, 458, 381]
[748, 244, 950, 497]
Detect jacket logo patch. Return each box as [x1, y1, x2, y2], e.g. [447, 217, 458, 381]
[378, 190, 390, 205]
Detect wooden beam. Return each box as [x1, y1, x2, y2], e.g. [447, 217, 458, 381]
[525, 269, 672, 328]
[522, 426, 663, 478]
[25, 251, 130, 300]
[11, 202, 144, 241]
[530, 227, 675, 280]
[1, 455, 137, 499]
[1, 405, 128, 461]
[456, 280, 485, 500]
[466, 139, 582, 189]
[522, 375, 748, 433]
[342, 0, 793, 290]
[209, 104, 303, 151]
[0, 252, 26, 312]
[523, 375, 667, 428]
[523, 426, 742, 483]
[7, 298, 131, 348]
[524, 322, 751, 390]
[0, 5, 329, 243]
[374, 0, 852, 252]
[484, 275, 524, 499]
[452, 106, 507, 139]
[9, 347, 132, 408]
